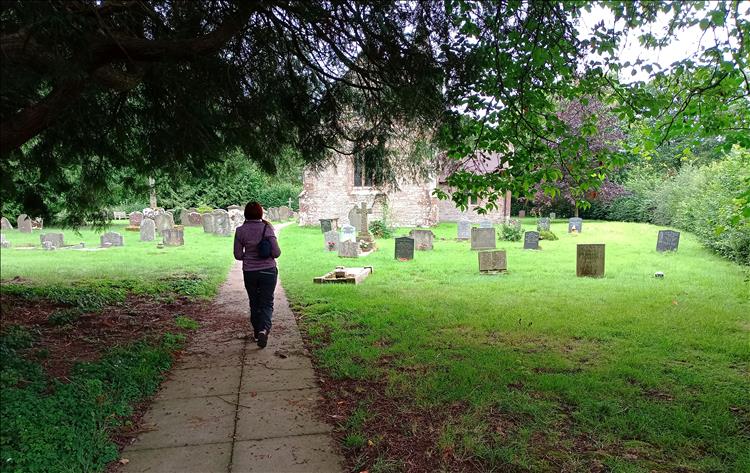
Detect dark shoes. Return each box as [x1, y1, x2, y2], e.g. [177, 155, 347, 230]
[257, 330, 268, 348]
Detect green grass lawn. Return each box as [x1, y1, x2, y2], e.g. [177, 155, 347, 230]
[278, 220, 750, 472]
[0, 223, 236, 297]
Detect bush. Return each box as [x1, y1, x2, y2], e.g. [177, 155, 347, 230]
[47, 308, 82, 326]
[499, 219, 523, 241]
[539, 230, 558, 241]
[369, 220, 393, 239]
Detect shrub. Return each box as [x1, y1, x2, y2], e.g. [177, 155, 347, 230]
[195, 203, 213, 213]
[369, 220, 393, 239]
[47, 308, 82, 326]
[539, 230, 558, 241]
[499, 219, 523, 241]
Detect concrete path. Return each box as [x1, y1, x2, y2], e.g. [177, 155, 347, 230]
[121, 227, 343, 473]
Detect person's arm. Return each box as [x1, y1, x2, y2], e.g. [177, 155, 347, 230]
[233, 229, 244, 260]
[267, 227, 281, 258]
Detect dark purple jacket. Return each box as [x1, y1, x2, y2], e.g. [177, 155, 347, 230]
[233, 220, 281, 271]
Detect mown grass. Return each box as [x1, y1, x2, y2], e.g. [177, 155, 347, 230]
[279, 220, 750, 472]
[0, 224, 236, 298]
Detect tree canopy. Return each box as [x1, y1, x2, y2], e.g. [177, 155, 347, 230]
[1, 1, 748, 222]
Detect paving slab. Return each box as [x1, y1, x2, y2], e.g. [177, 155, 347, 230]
[121, 442, 231, 473]
[156, 365, 242, 400]
[240, 366, 317, 393]
[234, 388, 331, 441]
[232, 434, 342, 473]
[176, 340, 244, 370]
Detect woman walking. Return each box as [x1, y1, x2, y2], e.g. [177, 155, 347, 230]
[233, 202, 281, 348]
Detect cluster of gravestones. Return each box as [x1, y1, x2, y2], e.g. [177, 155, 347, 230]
[265, 206, 295, 222]
[127, 209, 184, 246]
[320, 203, 387, 258]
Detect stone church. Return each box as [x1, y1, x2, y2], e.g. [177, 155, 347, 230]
[298, 149, 511, 228]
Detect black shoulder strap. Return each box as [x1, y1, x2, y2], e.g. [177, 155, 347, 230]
[261, 223, 268, 238]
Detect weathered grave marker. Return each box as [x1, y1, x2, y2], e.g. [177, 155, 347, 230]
[576, 244, 605, 277]
[324, 230, 340, 252]
[338, 240, 359, 258]
[395, 236, 415, 260]
[213, 209, 231, 236]
[537, 218, 550, 231]
[40, 233, 64, 249]
[568, 217, 583, 233]
[457, 219, 471, 240]
[340, 224, 356, 242]
[100, 232, 124, 247]
[550, 212, 556, 220]
[140, 218, 155, 241]
[201, 213, 215, 233]
[17, 214, 32, 233]
[129, 211, 144, 226]
[518, 210, 526, 218]
[187, 212, 202, 226]
[479, 219, 493, 228]
[319, 218, 339, 233]
[409, 229, 434, 251]
[656, 230, 680, 252]
[471, 227, 496, 250]
[523, 231, 540, 250]
[314, 266, 373, 284]
[478, 250, 507, 273]
[228, 208, 244, 232]
[1, 217, 12, 230]
[163, 226, 185, 246]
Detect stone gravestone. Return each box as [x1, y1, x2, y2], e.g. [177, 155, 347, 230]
[550, 212, 556, 220]
[656, 230, 680, 252]
[40, 233, 64, 249]
[17, 214, 32, 233]
[265, 207, 279, 222]
[279, 206, 292, 220]
[471, 227, 496, 250]
[213, 209, 231, 236]
[338, 240, 359, 258]
[340, 224, 356, 243]
[478, 250, 507, 273]
[354, 203, 375, 252]
[523, 231, 540, 250]
[409, 229, 434, 251]
[537, 218, 550, 231]
[324, 230, 340, 252]
[228, 208, 244, 232]
[1, 233, 10, 248]
[153, 210, 174, 234]
[201, 213, 216, 233]
[1, 217, 12, 230]
[518, 210, 526, 218]
[577, 244, 605, 278]
[179, 209, 192, 225]
[100, 232, 124, 247]
[129, 211, 144, 227]
[320, 218, 339, 233]
[163, 226, 185, 246]
[479, 219, 493, 228]
[457, 219, 471, 240]
[42, 241, 56, 251]
[568, 217, 583, 233]
[187, 212, 202, 226]
[348, 206, 361, 232]
[140, 218, 155, 241]
[227, 204, 241, 211]
[394, 236, 415, 260]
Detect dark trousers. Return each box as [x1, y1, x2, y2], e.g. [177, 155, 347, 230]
[242, 267, 278, 333]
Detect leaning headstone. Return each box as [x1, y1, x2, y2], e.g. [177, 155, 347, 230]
[395, 236, 415, 260]
[40, 233, 64, 249]
[471, 227, 496, 250]
[479, 219, 493, 228]
[100, 232, 124, 247]
[324, 230, 340, 252]
[656, 230, 680, 252]
[320, 218, 339, 233]
[163, 226, 185, 246]
[17, 214, 32, 233]
[213, 209, 231, 236]
[1, 217, 12, 230]
[577, 244, 605, 278]
[153, 210, 174, 234]
[340, 224, 357, 243]
[338, 240, 359, 258]
[457, 219, 471, 240]
[140, 218, 155, 241]
[178, 208, 192, 225]
[228, 208, 244, 232]
[537, 218, 550, 231]
[409, 229, 434, 251]
[518, 210, 526, 218]
[550, 212, 556, 220]
[568, 217, 583, 233]
[201, 213, 216, 233]
[129, 211, 144, 227]
[187, 212, 202, 226]
[478, 250, 507, 273]
[523, 231, 540, 250]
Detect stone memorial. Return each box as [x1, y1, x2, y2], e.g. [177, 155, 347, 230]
[228, 208, 244, 231]
[279, 206, 292, 220]
[178, 208, 192, 225]
[457, 219, 471, 240]
[550, 212, 556, 220]
[479, 219, 493, 228]
[201, 213, 216, 233]
[142, 208, 156, 219]
[471, 227, 496, 250]
[523, 231, 540, 250]
[354, 202, 375, 252]
[140, 218, 155, 241]
[320, 218, 339, 233]
[568, 217, 583, 233]
[656, 230, 680, 252]
[40, 233, 64, 249]
[324, 230, 340, 252]
[537, 218, 550, 231]
[314, 266, 373, 285]
[100, 232, 124, 247]
[187, 212, 202, 226]
[1, 234, 10, 248]
[409, 229, 434, 251]
[227, 204, 241, 211]
[213, 209, 232, 236]
[163, 226, 185, 246]
[340, 224, 356, 243]
[338, 240, 359, 258]
[577, 244, 605, 278]
[1, 217, 12, 230]
[478, 250, 507, 273]
[17, 214, 32, 233]
[129, 211, 144, 226]
[395, 236, 415, 260]
[154, 210, 174, 234]
[42, 241, 56, 251]
[518, 210, 526, 218]
[265, 207, 279, 221]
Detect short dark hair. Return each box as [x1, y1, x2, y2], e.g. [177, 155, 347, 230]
[244, 201, 263, 220]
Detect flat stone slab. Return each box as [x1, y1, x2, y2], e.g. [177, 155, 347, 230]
[232, 434, 342, 472]
[156, 365, 241, 400]
[125, 396, 235, 450]
[234, 389, 331, 441]
[121, 442, 231, 473]
[175, 340, 244, 370]
[244, 346, 314, 371]
[240, 366, 317, 393]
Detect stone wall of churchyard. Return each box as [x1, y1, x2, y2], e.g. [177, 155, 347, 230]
[435, 183, 509, 223]
[299, 155, 440, 227]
